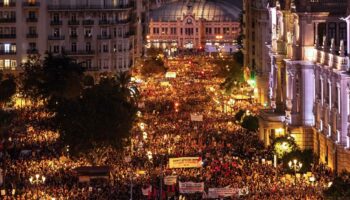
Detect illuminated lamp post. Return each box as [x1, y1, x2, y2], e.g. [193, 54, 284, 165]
[29, 174, 46, 199]
[288, 159, 302, 185]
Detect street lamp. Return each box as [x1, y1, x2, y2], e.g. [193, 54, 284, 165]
[288, 159, 302, 184]
[29, 174, 46, 199]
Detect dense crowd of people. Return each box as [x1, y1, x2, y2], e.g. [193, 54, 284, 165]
[1, 56, 332, 199]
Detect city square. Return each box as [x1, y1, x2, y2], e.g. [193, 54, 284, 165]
[1, 0, 350, 199]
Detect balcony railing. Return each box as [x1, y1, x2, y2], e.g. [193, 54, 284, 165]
[48, 35, 65, 40]
[50, 20, 62, 26]
[27, 49, 38, 54]
[0, 34, 16, 39]
[48, 3, 134, 11]
[84, 34, 93, 39]
[70, 34, 78, 39]
[0, 18, 16, 23]
[82, 20, 94, 25]
[97, 35, 112, 40]
[22, 2, 40, 7]
[99, 20, 111, 25]
[65, 50, 95, 55]
[27, 33, 38, 38]
[68, 20, 80, 25]
[26, 17, 38, 22]
[0, 2, 16, 7]
[0, 50, 16, 55]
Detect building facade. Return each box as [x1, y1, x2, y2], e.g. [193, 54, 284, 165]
[249, 0, 350, 172]
[243, 0, 271, 106]
[0, 0, 145, 77]
[147, 0, 241, 54]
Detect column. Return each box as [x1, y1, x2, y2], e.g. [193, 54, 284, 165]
[301, 65, 315, 126]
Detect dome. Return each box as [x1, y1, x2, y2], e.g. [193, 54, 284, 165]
[150, 0, 242, 22]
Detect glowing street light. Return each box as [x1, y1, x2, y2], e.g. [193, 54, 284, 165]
[288, 159, 302, 184]
[29, 174, 46, 199]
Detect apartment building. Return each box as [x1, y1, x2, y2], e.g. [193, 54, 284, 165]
[0, 0, 144, 77]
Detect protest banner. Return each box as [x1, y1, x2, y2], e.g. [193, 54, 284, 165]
[169, 157, 202, 168]
[208, 188, 239, 198]
[179, 182, 204, 194]
[164, 175, 177, 185]
[190, 113, 203, 121]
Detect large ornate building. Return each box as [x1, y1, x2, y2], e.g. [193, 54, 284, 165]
[245, 0, 350, 172]
[0, 0, 146, 76]
[147, 0, 241, 53]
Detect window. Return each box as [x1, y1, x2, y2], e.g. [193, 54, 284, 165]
[86, 42, 91, 51]
[70, 27, 77, 36]
[4, 59, 10, 68]
[53, 45, 59, 53]
[28, 11, 36, 19]
[337, 130, 340, 143]
[71, 13, 77, 21]
[29, 27, 36, 34]
[29, 42, 36, 50]
[205, 28, 212, 35]
[71, 42, 77, 52]
[53, 13, 60, 22]
[347, 136, 350, 148]
[103, 44, 108, 52]
[85, 28, 92, 37]
[328, 22, 336, 45]
[53, 28, 60, 36]
[4, 44, 10, 53]
[4, 0, 9, 6]
[328, 125, 331, 137]
[339, 22, 347, 44]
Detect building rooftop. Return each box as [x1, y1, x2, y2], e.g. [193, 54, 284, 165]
[150, 0, 242, 22]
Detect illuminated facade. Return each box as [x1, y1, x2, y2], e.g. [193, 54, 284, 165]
[243, 0, 271, 105]
[147, 0, 241, 53]
[255, 0, 350, 173]
[0, 0, 145, 76]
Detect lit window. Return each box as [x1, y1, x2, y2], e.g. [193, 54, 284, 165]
[4, 44, 10, 53]
[4, 0, 9, 6]
[347, 136, 350, 148]
[337, 130, 340, 143]
[320, 120, 323, 131]
[328, 125, 331, 137]
[4, 59, 10, 68]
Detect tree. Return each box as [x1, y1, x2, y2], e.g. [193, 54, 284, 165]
[324, 172, 350, 199]
[241, 115, 259, 131]
[141, 57, 167, 76]
[21, 54, 84, 105]
[234, 109, 245, 122]
[55, 77, 136, 164]
[0, 73, 16, 108]
[214, 56, 244, 93]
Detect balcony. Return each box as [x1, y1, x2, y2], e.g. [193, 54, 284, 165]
[27, 49, 38, 54]
[0, 50, 16, 55]
[27, 33, 38, 38]
[0, 18, 16, 23]
[70, 34, 78, 39]
[26, 17, 38, 22]
[48, 35, 65, 40]
[65, 50, 95, 56]
[50, 20, 62, 26]
[68, 20, 80, 25]
[0, 34, 16, 39]
[82, 20, 94, 25]
[0, 2, 16, 7]
[97, 35, 111, 40]
[22, 2, 40, 7]
[124, 32, 134, 38]
[47, 3, 134, 11]
[84, 34, 93, 39]
[99, 20, 111, 25]
[115, 19, 130, 24]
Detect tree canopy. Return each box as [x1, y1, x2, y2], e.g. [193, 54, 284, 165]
[21, 54, 84, 104]
[55, 77, 136, 156]
[0, 73, 16, 107]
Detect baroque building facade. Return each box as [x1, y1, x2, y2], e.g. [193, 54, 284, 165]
[0, 0, 146, 77]
[147, 0, 241, 53]
[245, 0, 350, 172]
